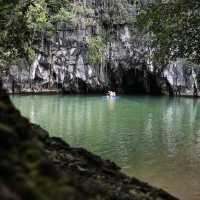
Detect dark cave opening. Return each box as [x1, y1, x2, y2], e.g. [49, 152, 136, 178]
[120, 68, 162, 95]
[147, 72, 162, 95]
[122, 69, 146, 94]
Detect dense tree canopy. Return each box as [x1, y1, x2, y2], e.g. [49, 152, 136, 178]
[0, 0, 71, 68]
[0, 0, 32, 64]
[137, 0, 200, 66]
[1, 0, 200, 70]
[0, 0, 101, 69]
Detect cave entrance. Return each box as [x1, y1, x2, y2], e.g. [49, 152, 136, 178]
[121, 68, 162, 95]
[122, 69, 146, 94]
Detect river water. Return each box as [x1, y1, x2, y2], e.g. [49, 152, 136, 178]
[11, 95, 200, 200]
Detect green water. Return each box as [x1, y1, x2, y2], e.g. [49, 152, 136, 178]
[11, 95, 200, 200]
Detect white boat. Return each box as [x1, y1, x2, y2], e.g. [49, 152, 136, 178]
[106, 91, 116, 97]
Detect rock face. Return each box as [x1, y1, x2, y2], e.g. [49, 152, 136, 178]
[163, 59, 200, 96]
[1, 0, 200, 96]
[0, 85, 179, 200]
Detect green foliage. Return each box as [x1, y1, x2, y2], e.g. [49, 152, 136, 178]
[0, 0, 73, 69]
[47, 1, 94, 26]
[26, 0, 48, 32]
[50, 8, 73, 23]
[46, 0, 70, 14]
[0, 0, 99, 69]
[27, 47, 37, 62]
[70, 3, 95, 27]
[86, 36, 106, 65]
[0, 0, 33, 66]
[48, 0, 74, 24]
[102, 0, 135, 26]
[137, 0, 200, 65]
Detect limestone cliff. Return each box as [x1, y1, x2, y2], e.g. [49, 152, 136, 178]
[1, 0, 200, 96]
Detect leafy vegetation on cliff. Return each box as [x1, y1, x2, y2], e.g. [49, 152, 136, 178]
[102, 0, 135, 26]
[137, 0, 200, 66]
[0, 0, 71, 65]
[1, 0, 199, 71]
[0, 0, 100, 69]
[86, 36, 106, 65]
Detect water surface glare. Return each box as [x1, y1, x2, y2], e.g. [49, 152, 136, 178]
[11, 95, 200, 200]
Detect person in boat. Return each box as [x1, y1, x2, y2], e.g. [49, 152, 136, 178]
[107, 91, 116, 97]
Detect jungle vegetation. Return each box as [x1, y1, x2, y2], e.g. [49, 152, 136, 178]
[137, 0, 200, 66]
[0, 0, 199, 70]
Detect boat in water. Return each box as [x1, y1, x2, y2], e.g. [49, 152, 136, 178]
[106, 91, 116, 97]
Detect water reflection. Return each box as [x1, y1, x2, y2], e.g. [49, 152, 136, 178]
[11, 95, 200, 200]
[106, 96, 117, 111]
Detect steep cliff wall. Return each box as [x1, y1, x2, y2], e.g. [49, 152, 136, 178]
[2, 0, 200, 96]
[163, 59, 200, 96]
